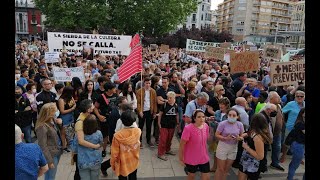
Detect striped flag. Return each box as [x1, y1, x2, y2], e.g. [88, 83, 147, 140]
[118, 45, 142, 83]
[130, 34, 140, 48]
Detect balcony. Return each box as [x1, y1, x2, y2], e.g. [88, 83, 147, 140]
[16, 29, 28, 34]
[271, 12, 290, 17]
[272, 5, 289, 10]
[253, 2, 260, 6]
[30, 20, 37, 25]
[191, 19, 197, 23]
[252, 10, 260, 13]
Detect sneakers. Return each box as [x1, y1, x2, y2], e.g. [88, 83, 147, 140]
[270, 164, 285, 171]
[63, 148, 71, 153]
[148, 142, 155, 148]
[102, 150, 106, 157]
[157, 155, 168, 161]
[165, 151, 176, 155]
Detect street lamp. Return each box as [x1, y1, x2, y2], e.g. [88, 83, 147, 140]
[274, 21, 279, 44]
[36, 24, 44, 40]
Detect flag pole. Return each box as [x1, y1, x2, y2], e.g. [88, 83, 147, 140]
[139, 32, 143, 112]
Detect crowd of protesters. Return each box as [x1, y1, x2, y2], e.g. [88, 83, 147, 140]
[15, 38, 305, 180]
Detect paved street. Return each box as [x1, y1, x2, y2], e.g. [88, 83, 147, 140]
[35, 129, 304, 180]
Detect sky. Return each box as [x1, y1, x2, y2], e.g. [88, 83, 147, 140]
[211, 0, 224, 10]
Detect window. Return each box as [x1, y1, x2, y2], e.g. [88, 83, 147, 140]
[239, 0, 246, 4]
[201, 14, 203, 21]
[192, 24, 196, 29]
[202, 5, 204, 11]
[192, 14, 196, 21]
[19, 13, 23, 32]
[238, 7, 246, 11]
[237, 21, 245, 25]
[32, 15, 36, 22]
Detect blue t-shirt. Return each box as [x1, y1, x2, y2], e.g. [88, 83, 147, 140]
[17, 77, 28, 87]
[245, 87, 260, 98]
[15, 143, 47, 180]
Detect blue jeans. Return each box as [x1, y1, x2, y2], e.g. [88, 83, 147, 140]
[287, 141, 304, 180]
[21, 125, 32, 143]
[271, 135, 281, 166]
[79, 164, 100, 180]
[45, 153, 61, 180]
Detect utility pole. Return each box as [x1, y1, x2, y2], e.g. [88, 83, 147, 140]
[274, 21, 279, 45]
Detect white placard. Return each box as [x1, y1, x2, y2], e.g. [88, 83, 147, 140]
[47, 32, 132, 56]
[224, 53, 230, 63]
[186, 39, 219, 52]
[45, 52, 60, 63]
[160, 53, 169, 63]
[53, 67, 85, 82]
[250, 46, 258, 51]
[182, 66, 197, 80]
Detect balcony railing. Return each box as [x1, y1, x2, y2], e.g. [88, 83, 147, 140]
[16, 30, 29, 34]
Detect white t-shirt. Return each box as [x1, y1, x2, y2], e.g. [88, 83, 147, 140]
[143, 89, 151, 111]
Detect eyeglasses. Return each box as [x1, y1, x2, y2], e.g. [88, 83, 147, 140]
[296, 96, 304, 98]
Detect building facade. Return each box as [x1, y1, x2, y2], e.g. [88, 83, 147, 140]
[211, 10, 218, 30]
[177, 0, 213, 30]
[287, 0, 305, 48]
[216, 0, 293, 43]
[15, 0, 44, 41]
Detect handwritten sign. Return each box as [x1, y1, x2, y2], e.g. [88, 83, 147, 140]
[182, 66, 197, 80]
[160, 53, 169, 63]
[160, 44, 170, 53]
[220, 42, 232, 48]
[186, 39, 219, 52]
[270, 61, 305, 86]
[53, 67, 85, 82]
[264, 45, 281, 59]
[205, 47, 234, 60]
[230, 51, 260, 73]
[45, 52, 60, 63]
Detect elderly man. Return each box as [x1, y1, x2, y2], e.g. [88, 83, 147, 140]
[232, 97, 250, 131]
[15, 124, 48, 179]
[183, 92, 210, 125]
[268, 91, 285, 171]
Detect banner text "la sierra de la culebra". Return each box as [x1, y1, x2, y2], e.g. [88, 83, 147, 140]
[47, 32, 132, 56]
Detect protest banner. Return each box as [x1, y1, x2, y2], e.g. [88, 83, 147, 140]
[220, 42, 232, 49]
[45, 52, 60, 63]
[204, 47, 234, 60]
[47, 32, 132, 55]
[270, 61, 305, 86]
[53, 67, 85, 82]
[28, 45, 38, 51]
[250, 46, 258, 51]
[160, 44, 170, 53]
[160, 53, 169, 63]
[230, 51, 260, 73]
[182, 66, 197, 80]
[264, 45, 282, 60]
[224, 53, 230, 63]
[149, 44, 158, 54]
[186, 39, 219, 52]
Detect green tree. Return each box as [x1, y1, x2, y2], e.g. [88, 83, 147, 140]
[34, 0, 109, 32]
[108, 0, 198, 36]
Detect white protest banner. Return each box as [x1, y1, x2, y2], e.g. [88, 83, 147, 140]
[270, 61, 305, 86]
[182, 66, 197, 80]
[160, 53, 169, 63]
[45, 52, 60, 63]
[53, 67, 85, 82]
[47, 32, 132, 56]
[186, 39, 219, 52]
[230, 51, 260, 73]
[250, 46, 258, 51]
[224, 53, 230, 63]
[28, 45, 38, 51]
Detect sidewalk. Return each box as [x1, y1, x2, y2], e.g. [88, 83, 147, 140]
[37, 130, 305, 180]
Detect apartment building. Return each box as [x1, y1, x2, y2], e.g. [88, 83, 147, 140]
[177, 0, 213, 30]
[288, 0, 305, 48]
[216, 0, 292, 43]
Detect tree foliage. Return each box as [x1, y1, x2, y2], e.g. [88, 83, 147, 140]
[34, 0, 109, 31]
[142, 27, 234, 48]
[35, 0, 198, 36]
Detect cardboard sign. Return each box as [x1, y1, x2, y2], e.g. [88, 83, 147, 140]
[270, 61, 305, 86]
[182, 66, 197, 80]
[220, 42, 232, 48]
[205, 47, 234, 60]
[160, 44, 170, 53]
[45, 52, 60, 63]
[230, 51, 260, 73]
[250, 46, 258, 51]
[53, 67, 85, 82]
[264, 45, 282, 60]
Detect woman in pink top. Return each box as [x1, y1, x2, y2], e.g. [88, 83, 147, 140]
[214, 108, 245, 180]
[179, 109, 210, 180]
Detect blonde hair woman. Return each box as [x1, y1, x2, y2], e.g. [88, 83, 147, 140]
[35, 102, 63, 180]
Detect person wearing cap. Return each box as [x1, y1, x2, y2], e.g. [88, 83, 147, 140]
[93, 82, 118, 157]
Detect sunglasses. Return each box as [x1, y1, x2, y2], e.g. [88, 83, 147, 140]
[296, 96, 304, 98]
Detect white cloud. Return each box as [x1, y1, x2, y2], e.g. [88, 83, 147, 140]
[211, 0, 224, 10]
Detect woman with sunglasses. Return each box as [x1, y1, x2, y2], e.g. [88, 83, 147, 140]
[179, 109, 210, 180]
